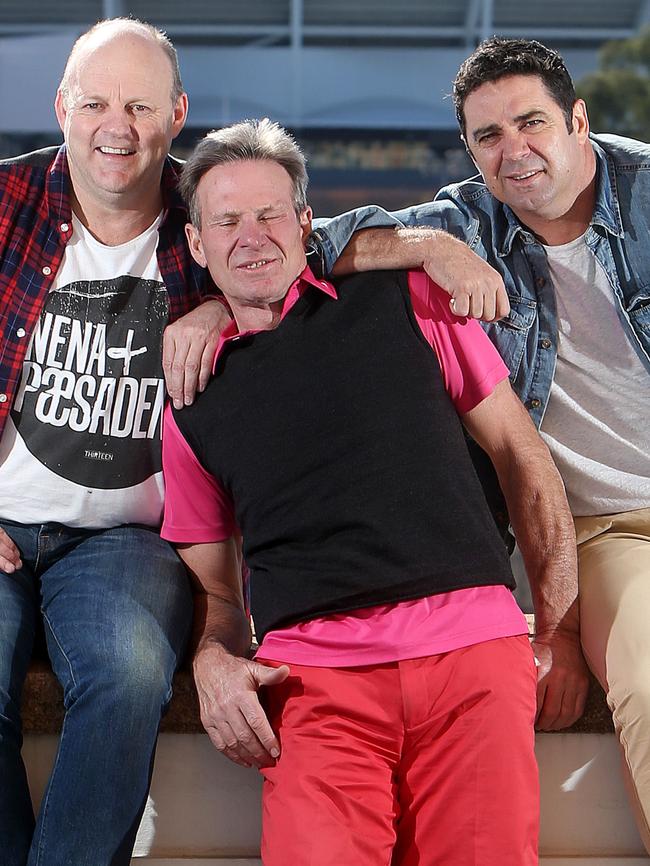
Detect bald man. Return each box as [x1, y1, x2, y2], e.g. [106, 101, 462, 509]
[0, 18, 228, 866]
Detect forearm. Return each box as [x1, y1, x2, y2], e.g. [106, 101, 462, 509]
[498, 442, 578, 636]
[177, 539, 251, 658]
[330, 226, 509, 320]
[332, 226, 453, 276]
[192, 590, 252, 658]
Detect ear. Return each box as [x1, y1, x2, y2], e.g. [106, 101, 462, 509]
[54, 89, 67, 134]
[299, 206, 313, 243]
[572, 98, 590, 143]
[460, 132, 480, 172]
[171, 92, 189, 140]
[185, 222, 207, 268]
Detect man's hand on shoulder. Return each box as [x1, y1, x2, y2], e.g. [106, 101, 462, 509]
[330, 226, 509, 322]
[193, 639, 289, 769]
[420, 231, 510, 321]
[162, 299, 232, 409]
[533, 626, 590, 731]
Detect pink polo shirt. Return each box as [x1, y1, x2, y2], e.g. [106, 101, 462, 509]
[162, 267, 527, 666]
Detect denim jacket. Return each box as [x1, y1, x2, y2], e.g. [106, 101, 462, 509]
[312, 133, 650, 429]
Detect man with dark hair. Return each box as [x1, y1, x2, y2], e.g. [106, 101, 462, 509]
[314, 35, 650, 848]
[452, 37, 577, 135]
[162, 118, 579, 866]
[0, 17, 231, 866]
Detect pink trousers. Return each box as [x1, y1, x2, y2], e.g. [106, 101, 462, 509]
[261, 634, 538, 866]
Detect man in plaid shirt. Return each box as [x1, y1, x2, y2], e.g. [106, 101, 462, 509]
[0, 17, 230, 866]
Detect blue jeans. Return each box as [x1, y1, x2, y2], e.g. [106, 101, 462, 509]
[0, 520, 192, 866]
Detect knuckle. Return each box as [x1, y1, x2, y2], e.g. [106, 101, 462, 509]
[247, 715, 268, 734]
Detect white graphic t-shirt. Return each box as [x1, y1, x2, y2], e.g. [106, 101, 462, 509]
[0, 213, 169, 528]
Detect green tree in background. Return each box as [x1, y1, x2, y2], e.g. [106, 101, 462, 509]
[577, 27, 650, 141]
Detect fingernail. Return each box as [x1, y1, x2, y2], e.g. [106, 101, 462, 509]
[270, 747, 280, 758]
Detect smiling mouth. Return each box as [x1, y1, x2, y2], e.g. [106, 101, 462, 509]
[240, 259, 274, 270]
[508, 169, 543, 182]
[97, 146, 135, 155]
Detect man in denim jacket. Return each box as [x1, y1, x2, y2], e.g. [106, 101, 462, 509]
[313, 36, 650, 849]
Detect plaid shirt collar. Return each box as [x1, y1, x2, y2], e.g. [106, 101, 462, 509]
[44, 144, 186, 227]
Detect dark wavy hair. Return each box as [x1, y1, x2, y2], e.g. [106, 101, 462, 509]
[453, 37, 577, 138]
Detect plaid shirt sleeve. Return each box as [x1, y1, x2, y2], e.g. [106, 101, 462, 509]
[0, 146, 71, 438]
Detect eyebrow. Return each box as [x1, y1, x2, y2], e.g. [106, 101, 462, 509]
[470, 109, 548, 142]
[207, 202, 287, 223]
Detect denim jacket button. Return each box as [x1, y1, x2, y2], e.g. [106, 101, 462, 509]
[541, 338, 552, 349]
[526, 398, 541, 409]
[536, 277, 546, 288]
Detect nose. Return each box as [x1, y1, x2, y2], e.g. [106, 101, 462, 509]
[502, 128, 530, 161]
[101, 105, 135, 139]
[239, 218, 268, 249]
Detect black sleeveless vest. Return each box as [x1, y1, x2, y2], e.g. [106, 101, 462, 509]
[174, 271, 514, 641]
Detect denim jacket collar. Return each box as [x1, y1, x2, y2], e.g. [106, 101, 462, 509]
[498, 207, 532, 258]
[589, 138, 624, 238]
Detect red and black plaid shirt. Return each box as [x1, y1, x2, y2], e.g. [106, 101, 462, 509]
[0, 144, 208, 438]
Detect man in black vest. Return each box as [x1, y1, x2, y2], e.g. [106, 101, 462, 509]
[161, 118, 581, 866]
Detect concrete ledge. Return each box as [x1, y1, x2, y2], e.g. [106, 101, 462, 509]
[24, 730, 648, 861]
[22, 620, 614, 735]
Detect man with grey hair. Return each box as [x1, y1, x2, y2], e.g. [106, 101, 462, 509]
[161, 118, 579, 865]
[0, 16, 231, 866]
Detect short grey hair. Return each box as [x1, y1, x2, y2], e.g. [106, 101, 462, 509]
[60, 17, 183, 108]
[180, 118, 309, 229]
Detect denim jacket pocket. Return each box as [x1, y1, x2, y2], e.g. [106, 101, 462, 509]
[623, 280, 650, 332]
[502, 297, 537, 332]
[489, 298, 537, 384]
[627, 297, 650, 335]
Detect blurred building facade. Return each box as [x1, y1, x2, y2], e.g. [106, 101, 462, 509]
[2, 0, 649, 212]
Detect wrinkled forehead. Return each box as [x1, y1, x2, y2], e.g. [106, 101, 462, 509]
[199, 160, 296, 211]
[66, 31, 174, 100]
[462, 74, 557, 124]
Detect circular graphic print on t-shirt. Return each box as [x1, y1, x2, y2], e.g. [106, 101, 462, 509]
[11, 276, 169, 489]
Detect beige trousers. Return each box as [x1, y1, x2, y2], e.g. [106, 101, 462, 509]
[576, 506, 650, 851]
